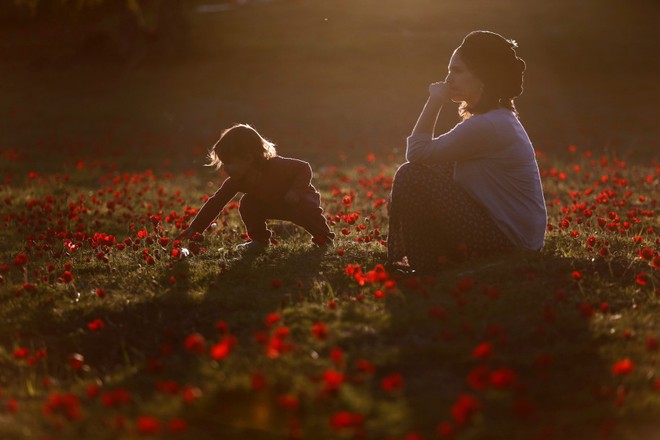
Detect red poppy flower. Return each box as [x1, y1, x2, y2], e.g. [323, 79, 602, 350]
[69, 353, 84, 371]
[6, 399, 19, 413]
[612, 358, 634, 376]
[356, 359, 375, 375]
[87, 319, 105, 332]
[136, 415, 161, 434]
[381, 373, 404, 392]
[277, 394, 299, 411]
[322, 369, 345, 393]
[168, 418, 187, 434]
[638, 247, 654, 260]
[312, 322, 329, 340]
[59, 270, 74, 283]
[467, 365, 490, 391]
[181, 387, 201, 403]
[329, 411, 364, 431]
[636, 272, 649, 286]
[13, 347, 29, 359]
[436, 421, 455, 438]
[13, 253, 29, 267]
[264, 313, 280, 328]
[210, 336, 236, 361]
[489, 367, 517, 389]
[472, 342, 493, 360]
[330, 347, 344, 366]
[450, 393, 480, 425]
[183, 333, 206, 354]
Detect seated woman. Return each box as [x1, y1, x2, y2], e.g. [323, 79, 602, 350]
[387, 30, 547, 273]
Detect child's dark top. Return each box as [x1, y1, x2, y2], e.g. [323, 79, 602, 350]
[187, 156, 321, 233]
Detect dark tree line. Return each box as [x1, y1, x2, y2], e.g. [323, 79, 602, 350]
[4, 0, 191, 64]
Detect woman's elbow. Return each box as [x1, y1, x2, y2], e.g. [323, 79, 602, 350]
[405, 149, 424, 163]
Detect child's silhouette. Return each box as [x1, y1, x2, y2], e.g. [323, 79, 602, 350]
[175, 124, 335, 251]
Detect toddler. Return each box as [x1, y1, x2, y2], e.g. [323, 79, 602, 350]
[175, 124, 335, 251]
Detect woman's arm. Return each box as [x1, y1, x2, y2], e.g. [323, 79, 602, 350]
[410, 82, 451, 137]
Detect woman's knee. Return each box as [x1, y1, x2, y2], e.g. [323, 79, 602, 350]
[391, 162, 428, 194]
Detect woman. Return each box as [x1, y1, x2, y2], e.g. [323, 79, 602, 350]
[387, 30, 547, 272]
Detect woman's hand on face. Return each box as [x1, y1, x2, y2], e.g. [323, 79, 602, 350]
[428, 82, 450, 103]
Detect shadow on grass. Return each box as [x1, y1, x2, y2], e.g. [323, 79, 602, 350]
[377, 250, 649, 439]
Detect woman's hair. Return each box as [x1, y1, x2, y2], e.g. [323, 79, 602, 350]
[207, 123, 277, 169]
[456, 30, 526, 119]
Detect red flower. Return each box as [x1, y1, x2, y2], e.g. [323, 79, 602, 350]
[489, 367, 517, 389]
[612, 358, 634, 376]
[6, 399, 19, 413]
[183, 333, 206, 354]
[450, 393, 480, 425]
[87, 319, 105, 332]
[381, 373, 404, 392]
[436, 421, 455, 439]
[13, 253, 29, 267]
[209, 336, 236, 361]
[645, 337, 659, 352]
[13, 347, 29, 359]
[69, 353, 84, 371]
[277, 394, 299, 411]
[329, 411, 364, 431]
[322, 369, 345, 393]
[264, 313, 281, 328]
[356, 359, 375, 375]
[571, 271, 582, 281]
[168, 418, 187, 434]
[579, 303, 595, 319]
[158, 237, 170, 247]
[330, 347, 344, 366]
[467, 365, 490, 391]
[271, 278, 282, 289]
[639, 247, 655, 260]
[636, 272, 649, 286]
[472, 342, 493, 360]
[136, 415, 161, 434]
[181, 387, 201, 403]
[311, 322, 328, 340]
[60, 270, 74, 283]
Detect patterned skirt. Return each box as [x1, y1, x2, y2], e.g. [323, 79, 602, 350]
[387, 162, 514, 272]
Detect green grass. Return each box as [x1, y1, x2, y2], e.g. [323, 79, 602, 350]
[0, 145, 658, 439]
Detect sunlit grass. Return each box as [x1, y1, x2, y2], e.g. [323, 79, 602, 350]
[0, 141, 657, 439]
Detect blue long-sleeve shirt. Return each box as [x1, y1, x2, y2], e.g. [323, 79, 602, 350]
[406, 108, 547, 250]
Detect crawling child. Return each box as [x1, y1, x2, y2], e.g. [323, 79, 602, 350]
[175, 123, 335, 251]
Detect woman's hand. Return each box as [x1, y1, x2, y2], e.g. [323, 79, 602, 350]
[428, 81, 451, 103]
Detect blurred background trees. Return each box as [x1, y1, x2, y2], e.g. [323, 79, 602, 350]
[2, 0, 190, 65]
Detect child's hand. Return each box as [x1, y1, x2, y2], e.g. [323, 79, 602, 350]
[284, 190, 300, 205]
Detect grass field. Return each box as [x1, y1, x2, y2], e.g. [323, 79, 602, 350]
[1, 1, 659, 439]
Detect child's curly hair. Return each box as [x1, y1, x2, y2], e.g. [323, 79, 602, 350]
[207, 123, 277, 169]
